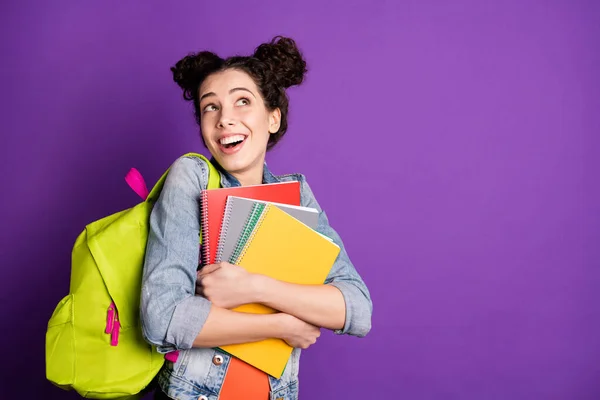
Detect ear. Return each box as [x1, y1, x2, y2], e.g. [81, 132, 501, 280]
[268, 108, 281, 134]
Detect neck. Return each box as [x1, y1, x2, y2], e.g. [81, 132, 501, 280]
[231, 165, 264, 186]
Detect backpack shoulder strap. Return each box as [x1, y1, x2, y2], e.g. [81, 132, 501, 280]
[146, 152, 220, 203]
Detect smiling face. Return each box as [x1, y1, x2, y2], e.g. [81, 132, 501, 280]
[198, 69, 281, 184]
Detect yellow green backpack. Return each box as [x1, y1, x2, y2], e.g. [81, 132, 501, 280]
[45, 153, 220, 399]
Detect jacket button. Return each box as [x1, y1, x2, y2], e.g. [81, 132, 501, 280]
[212, 354, 224, 366]
[198, 396, 208, 400]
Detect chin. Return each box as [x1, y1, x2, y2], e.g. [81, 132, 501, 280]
[217, 157, 251, 174]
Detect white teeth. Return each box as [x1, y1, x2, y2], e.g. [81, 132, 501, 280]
[220, 135, 245, 145]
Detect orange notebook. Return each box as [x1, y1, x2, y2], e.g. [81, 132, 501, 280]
[219, 204, 341, 378]
[219, 359, 270, 400]
[200, 181, 300, 267]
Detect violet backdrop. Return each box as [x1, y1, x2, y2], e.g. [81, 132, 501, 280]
[1, 0, 599, 399]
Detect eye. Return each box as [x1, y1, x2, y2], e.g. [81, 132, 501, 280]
[235, 98, 250, 106]
[202, 104, 218, 113]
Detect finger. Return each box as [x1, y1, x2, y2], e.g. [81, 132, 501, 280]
[196, 275, 209, 289]
[198, 264, 222, 277]
[197, 274, 212, 286]
[202, 263, 222, 273]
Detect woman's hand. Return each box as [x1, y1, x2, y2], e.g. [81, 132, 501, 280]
[277, 313, 321, 349]
[196, 262, 259, 309]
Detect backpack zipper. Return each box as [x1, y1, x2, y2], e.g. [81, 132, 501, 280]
[105, 302, 121, 346]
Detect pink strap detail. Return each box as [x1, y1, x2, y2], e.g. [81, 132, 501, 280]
[111, 319, 121, 346]
[165, 351, 179, 363]
[105, 303, 115, 334]
[106, 301, 120, 346]
[125, 168, 149, 200]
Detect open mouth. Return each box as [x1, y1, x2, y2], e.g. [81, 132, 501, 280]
[218, 134, 247, 153]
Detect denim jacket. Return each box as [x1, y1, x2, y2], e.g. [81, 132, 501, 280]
[140, 155, 373, 400]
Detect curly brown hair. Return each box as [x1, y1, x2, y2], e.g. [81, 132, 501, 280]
[171, 36, 307, 150]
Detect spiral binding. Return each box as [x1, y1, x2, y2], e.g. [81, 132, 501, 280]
[215, 197, 234, 263]
[234, 204, 272, 265]
[200, 190, 211, 267]
[230, 202, 266, 264]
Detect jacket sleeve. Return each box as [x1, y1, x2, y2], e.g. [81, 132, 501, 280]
[140, 156, 213, 353]
[299, 176, 373, 338]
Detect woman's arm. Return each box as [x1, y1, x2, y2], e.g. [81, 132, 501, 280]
[193, 305, 320, 349]
[196, 176, 373, 338]
[140, 157, 210, 352]
[253, 276, 346, 331]
[196, 262, 345, 331]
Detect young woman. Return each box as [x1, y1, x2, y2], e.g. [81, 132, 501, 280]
[141, 36, 372, 400]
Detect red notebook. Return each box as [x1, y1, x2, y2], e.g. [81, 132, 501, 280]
[200, 181, 301, 266]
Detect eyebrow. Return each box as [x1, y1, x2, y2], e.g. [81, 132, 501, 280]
[199, 87, 256, 102]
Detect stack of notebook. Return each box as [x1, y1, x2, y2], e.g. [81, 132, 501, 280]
[199, 181, 340, 378]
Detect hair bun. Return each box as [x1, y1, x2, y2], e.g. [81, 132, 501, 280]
[171, 51, 223, 100]
[253, 36, 307, 88]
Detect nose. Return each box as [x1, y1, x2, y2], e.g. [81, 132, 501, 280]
[217, 105, 236, 129]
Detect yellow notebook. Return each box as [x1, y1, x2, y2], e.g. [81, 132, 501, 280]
[219, 203, 340, 378]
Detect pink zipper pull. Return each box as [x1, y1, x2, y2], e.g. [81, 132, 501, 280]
[105, 303, 115, 334]
[110, 307, 121, 346]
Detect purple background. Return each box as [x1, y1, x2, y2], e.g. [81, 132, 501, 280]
[1, 1, 599, 398]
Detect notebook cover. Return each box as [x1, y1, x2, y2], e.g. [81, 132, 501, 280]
[216, 196, 319, 264]
[219, 204, 341, 378]
[200, 181, 301, 267]
[218, 357, 270, 400]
